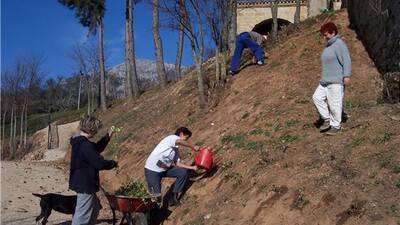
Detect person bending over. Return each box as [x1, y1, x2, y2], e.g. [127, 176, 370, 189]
[144, 127, 198, 206]
[70, 116, 118, 225]
[229, 31, 268, 75]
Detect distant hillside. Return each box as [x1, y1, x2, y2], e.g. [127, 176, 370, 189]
[107, 59, 186, 98]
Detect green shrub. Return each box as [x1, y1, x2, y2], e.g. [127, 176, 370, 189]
[115, 180, 150, 198]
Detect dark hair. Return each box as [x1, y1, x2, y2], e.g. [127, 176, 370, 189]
[80, 115, 102, 135]
[320, 22, 338, 35]
[175, 127, 192, 138]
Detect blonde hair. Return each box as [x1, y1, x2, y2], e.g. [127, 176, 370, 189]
[79, 115, 102, 135]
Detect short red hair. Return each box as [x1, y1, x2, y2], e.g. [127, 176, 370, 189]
[320, 22, 338, 35]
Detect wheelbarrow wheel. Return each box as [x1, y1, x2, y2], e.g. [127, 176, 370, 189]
[133, 212, 148, 225]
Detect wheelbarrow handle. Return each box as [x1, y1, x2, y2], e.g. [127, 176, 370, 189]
[99, 185, 110, 196]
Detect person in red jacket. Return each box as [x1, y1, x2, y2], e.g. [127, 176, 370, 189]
[69, 116, 117, 225]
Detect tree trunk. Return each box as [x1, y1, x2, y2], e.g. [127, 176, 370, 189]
[221, 50, 228, 83]
[271, 1, 278, 41]
[20, 105, 24, 148]
[294, 0, 301, 25]
[9, 106, 14, 152]
[215, 46, 221, 86]
[86, 74, 91, 115]
[98, 18, 107, 111]
[194, 55, 206, 108]
[48, 123, 59, 149]
[13, 113, 17, 157]
[2, 110, 6, 146]
[77, 74, 82, 110]
[125, 0, 140, 100]
[175, 22, 184, 81]
[229, 0, 237, 55]
[152, 0, 167, 88]
[24, 103, 27, 147]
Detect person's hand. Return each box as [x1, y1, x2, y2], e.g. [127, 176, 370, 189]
[191, 165, 198, 171]
[110, 160, 118, 169]
[344, 77, 351, 85]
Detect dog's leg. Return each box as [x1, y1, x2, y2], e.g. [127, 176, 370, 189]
[35, 212, 44, 223]
[41, 210, 51, 225]
[112, 209, 116, 225]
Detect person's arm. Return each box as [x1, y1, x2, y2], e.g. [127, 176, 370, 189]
[176, 161, 197, 170]
[336, 41, 352, 82]
[94, 133, 111, 153]
[81, 142, 117, 170]
[175, 139, 199, 152]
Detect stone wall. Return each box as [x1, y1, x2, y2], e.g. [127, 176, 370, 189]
[308, 0, 328, 17]
[347, 0, 400, 102]
[237, 5, 308, 33]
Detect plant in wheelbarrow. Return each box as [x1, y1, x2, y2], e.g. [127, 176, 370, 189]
[104, 180, 155, 225]
[115, 180, 150, 198]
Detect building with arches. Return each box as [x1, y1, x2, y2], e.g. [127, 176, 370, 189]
[237, 0, 343, 34]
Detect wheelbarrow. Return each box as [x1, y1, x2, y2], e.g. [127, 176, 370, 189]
[101, 187, 157, 225]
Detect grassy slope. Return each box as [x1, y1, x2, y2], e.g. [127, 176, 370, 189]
[93, 11, 399, 225]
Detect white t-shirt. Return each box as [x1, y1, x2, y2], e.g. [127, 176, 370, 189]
[145, 135, 181, 172]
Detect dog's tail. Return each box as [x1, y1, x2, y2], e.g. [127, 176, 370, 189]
[32, 193, 43, 198]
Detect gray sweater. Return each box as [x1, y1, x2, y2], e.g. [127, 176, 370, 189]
[249, 31, 264, 46]
[320, 35, 351, 85]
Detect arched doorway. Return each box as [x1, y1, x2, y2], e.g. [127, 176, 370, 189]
[252, 18, 292, 35]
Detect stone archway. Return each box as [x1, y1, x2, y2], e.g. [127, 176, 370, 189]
[252, 18, 292, 35]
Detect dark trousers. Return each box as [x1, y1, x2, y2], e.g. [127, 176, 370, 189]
[230, 32, 264, 72]
[144, 167, 188, 195]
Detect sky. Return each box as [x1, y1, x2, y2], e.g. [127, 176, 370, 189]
[1, 0, 195, 77]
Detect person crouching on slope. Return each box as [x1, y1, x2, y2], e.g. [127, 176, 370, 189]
[229, 31, 268, 75]
[70, 116, 118, 225]
[144, 127, 199, 207]
[312, 22, 351, 135]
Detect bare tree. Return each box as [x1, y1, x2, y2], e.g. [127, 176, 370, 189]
[97, 18, 107, 111]
[203, 0, 231, 86]
[125, 0, 141, 101]
[271, 1, 278, 41]
[228, 0, 237, 54]
[152, 0, 168, 88]
[294, 0, 301, 25]
[59, 0, 108, 111]
[161, 0, 207, 107]
[174, 0, 185, 81]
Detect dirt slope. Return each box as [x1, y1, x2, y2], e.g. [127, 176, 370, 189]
[88, 11, 399, 225]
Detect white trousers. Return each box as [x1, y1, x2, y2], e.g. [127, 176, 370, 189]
[312, 84, 344, 129]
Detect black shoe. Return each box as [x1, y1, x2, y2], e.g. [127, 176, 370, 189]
[168, 193, 181, 207]
[342, 111, 349, 123]
[324, 127, 341, 135]
[314, 117, 325, 128]
[319, 120, 330, 132]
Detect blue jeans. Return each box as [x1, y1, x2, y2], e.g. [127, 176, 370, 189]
[230, 32, 264, 72]
[72, 193, 101, 225]
[144, 167, 188, 195]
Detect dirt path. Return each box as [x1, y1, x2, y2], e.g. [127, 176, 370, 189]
[24, 121, 80, 162]
[1, 161, 74, 225]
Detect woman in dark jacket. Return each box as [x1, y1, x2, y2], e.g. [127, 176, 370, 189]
[69, 116, 117, 225]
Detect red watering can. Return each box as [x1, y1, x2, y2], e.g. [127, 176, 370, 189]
[194, 147, 214, 171]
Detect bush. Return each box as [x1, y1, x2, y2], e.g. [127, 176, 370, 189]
[115, 180, 150, 198]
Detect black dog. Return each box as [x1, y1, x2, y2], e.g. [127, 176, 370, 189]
[33, 193, 77, 225]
